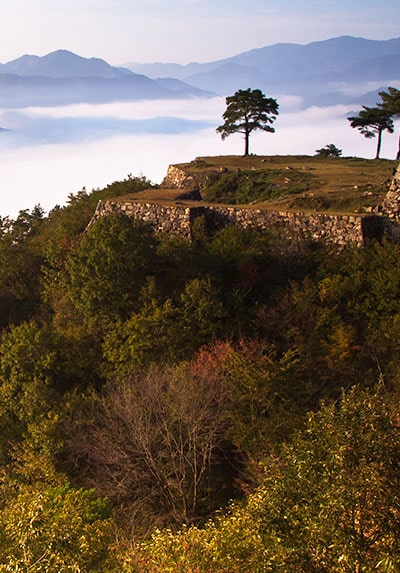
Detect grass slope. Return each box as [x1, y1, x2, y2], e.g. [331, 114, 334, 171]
[114, 155, 397, 216]
[177, 155, 397, 214]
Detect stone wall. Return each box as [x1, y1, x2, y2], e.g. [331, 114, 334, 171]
[89, 198, 386, 246]
[380, 163, 400, 219]
[203, 206, 385, 246]
[88, 162, 400, 246]
[89, 199, 198, 239]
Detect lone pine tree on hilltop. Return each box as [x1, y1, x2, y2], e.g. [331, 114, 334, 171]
[217, 88, 279, 156]
[378, 86, 400, 160]
[348, 105, 394, 160]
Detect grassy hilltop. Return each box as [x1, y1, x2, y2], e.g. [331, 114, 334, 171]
[127, 155, 396, 215]
[172, 155, 396, 213]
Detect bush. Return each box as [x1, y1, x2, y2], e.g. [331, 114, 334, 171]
[315, 143, 343, 157]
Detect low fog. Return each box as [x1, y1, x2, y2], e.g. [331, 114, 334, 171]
[0, 97, 398, 218]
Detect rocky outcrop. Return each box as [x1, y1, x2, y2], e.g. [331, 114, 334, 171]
[161, 165, 197, 190]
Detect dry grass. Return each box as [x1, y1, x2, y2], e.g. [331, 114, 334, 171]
[112, 155, 397, 215]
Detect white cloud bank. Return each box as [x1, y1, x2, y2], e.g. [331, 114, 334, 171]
[0, 98, 398, 218]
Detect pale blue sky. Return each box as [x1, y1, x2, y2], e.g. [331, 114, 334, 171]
[0, 0, 399, 65]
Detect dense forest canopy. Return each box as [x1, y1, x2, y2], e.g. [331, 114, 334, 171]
[0, 168, 400, 571]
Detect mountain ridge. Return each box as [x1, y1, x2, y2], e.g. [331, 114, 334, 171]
[125, 36, 400, 107]
[0, 50, 214, 106]
[0, 36, 399, 108]
[125, 36, 400, 79]
[0, 49, 134, 79]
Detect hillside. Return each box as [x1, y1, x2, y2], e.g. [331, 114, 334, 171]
[0, 163, 400, 569]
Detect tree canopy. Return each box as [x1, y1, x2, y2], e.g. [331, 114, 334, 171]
[216, 88, 279, 156]
[136, 388, 400, 572]
[1, 171, 400, 570]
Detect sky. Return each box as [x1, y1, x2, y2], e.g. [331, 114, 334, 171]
[0, 0, 399, 65]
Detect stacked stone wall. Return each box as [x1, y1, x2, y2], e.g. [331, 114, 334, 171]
[90, 199, 194, 238]
[380, 163, 400, 219]
[89, 199, 386, 246]
[203, 206, 369, 246]
[88, 161, 400, 246]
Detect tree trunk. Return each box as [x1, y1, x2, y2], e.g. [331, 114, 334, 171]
[397, 132, 400, 161]
[244, 131, 250, 156]
[375, 129, 382, 159]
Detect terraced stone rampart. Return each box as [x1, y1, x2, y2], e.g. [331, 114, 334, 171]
[89, 199, 386, 246]
[87, 162, 400, 246]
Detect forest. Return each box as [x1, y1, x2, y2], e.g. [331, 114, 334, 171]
[0, 169, 400, 572]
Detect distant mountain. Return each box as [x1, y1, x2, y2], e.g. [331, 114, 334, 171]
[343, 55, 400, 81]
[126, 36, 400, 107]
[185, 63, 266, 96]
[0, 49, 133, 79]
[1, 38, 399, 109]
[125, 61, 219, 81]
[0, 50, 213, 107]
[154, 77, 215, 98]
[221, 36, 400, 77]
[127, 36, 400, 82]
[0, 73, 205, 107]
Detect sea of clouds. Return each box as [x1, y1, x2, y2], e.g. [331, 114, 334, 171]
[0, 96, 398, 218]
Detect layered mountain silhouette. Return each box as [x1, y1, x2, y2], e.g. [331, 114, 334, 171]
[0, 49, 132, 78]
[0, 50, 214, 107]
[127, 36, 400, 107]
[0, 37, 399, 109]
